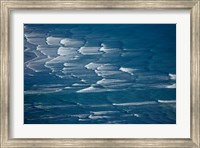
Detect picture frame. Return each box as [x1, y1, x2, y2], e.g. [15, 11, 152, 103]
[0, 0, 199, 147]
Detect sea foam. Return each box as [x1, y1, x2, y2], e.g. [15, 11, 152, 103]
[119, 67, 135, 75]
[113, 101, 157, 106]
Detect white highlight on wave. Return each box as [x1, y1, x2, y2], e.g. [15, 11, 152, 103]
[33, 84, 66, 88]
[36, 45, 58, 58]
[157, 100, 176, 103]
[97, 78, 127, 85]
[60, 38, 85, 47]
[34, 104, 75, 110]
[166, 83, 176, 88]
[76, 85, 113, 93]
[57, 47, 78, 56]
[91, 111, 119, 115]
[85, 62, 101, 70]
[113, 100, 176, 106]
[119, 67, 135, 75]
[113, 101, 157, 106]
[46, 36, 63, 46]
[24, 88, 62, 95]
[154, 83, 176, 89]
[72, 83, 88, 87]
[25, 33, 177, 93]
[134, 114, 140, 117]
[88, 115, 112, 120]
[79, 47, 102, 55]
[169, 73, 176, 80]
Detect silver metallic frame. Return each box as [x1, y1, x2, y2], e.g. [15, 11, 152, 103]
[0, 0, 199, 147]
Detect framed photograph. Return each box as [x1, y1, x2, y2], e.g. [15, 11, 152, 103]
[1, 0, 199, 147]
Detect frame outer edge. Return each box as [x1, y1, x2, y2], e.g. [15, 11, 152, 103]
[0, 0, 1, 147]
[1, 1, 10, 148]
[0, 0, 199, 148]
[0, 1, 198, 9]
[191, 1, 200, 147]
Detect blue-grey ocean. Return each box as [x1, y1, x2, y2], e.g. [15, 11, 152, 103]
[24, 24, 176, 124]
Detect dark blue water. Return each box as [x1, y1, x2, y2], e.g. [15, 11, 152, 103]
[24, 24, 176, 124]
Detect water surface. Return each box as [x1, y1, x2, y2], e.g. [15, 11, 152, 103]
[24, 24, 176, 124]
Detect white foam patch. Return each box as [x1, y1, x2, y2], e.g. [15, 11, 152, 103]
[64, 86, 73, 89]
[166, 83, 176, 88]
[88, 115, 112, 120]
[57, 47, 78, 56]
[113, 101, 157, 106]
[46, 36, 63, 45]
[24, 88, 62, 95]
[64, 63, 81, 67]
[46, 55, 72, 65]
[95, 70, 122, 77]
[25, 32, 46, 38]
[99, 47, 117, 53]
[119, 67, 135, 75]
[26, 58, 51, 72]
[26, 37, 47, 45]
[169, 73, 176, 80]
[36, 45, 58, 57]
[78, 47, 102, 55]
[78, 119, 90, 121]
[81, 79, 87, 83]
[33, 84, 66, 88]
[26, 73, 34, 77]
[134, 114, 140, 117]
[77, 86, 112, 93]
[96, 78, 132, 89]
[97, 64, 118, 71]
[85, 62, 101, 70]
[101, 43, 107, 47]
[97, 78, 127, 85]
[72, 83, 88, 87]
[91, 111, 119, 115]
[94, 64, 122, 77]
[71, 114, 89, 118]
[60, 38, 85, 47]
[157, 100, 176, 103]
[24, 48, 30, 52]
[34, 104, 75, 110]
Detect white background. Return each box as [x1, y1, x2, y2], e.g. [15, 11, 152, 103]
[10, 10, 190, 138]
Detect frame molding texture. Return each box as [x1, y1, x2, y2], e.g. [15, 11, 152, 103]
[0, 0, 199, 147]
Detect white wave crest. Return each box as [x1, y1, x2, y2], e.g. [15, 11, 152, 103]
[57, 47, 78, 56]
[78, 47, 102, 55]
[24, 88, 62, 95]
[166, 83, 176, 88]
[76, 86, 110, 93]
[91, 111, 119, 115]
[27, 37, 47, 45]
[36, 45, 58, 58]
[85, 62, 101, 70]
[97, 78, 127, 85]
[46, 36, 63, 45]
[169, 73, 176, 80]
[88, 115, 112, 120]
[34, 104, 75, 109]
[134, 114, 140, 117]
[72, 83, 88, 87]
[119, 67, 135, 75]
[157, 100, 176, 103]
[60, 38, 85, 47]
[113, 101, 157, 106]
